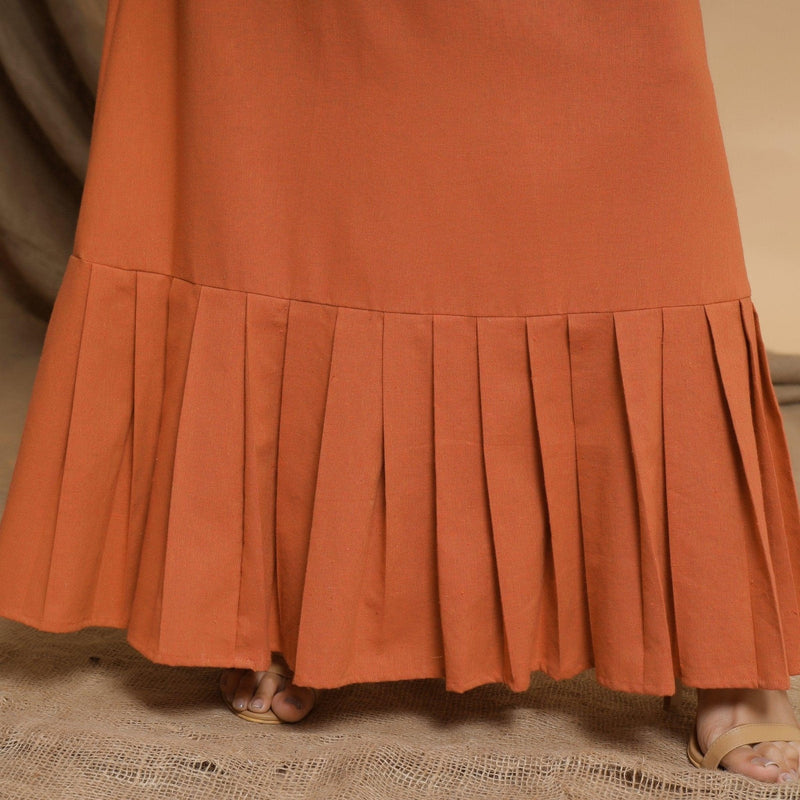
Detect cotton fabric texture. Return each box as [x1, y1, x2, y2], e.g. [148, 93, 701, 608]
[1, 0, 799, 698]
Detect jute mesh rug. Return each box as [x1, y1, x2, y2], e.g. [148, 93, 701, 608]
[2, 618, 800, 800]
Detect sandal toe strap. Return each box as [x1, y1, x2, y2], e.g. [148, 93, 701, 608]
[702, 723, 800, 769]
[265, 658, 292, 680]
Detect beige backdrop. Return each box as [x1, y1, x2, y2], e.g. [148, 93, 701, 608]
[702, 0, 800, 354]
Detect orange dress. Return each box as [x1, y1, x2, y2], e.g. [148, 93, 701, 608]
[1, 0, 799, 696]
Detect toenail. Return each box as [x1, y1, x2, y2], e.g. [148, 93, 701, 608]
[779, 772, 796, 783]
[285, 695, 303, 710]
[251, 699, 264, 710]
[234, 700, 245, 710]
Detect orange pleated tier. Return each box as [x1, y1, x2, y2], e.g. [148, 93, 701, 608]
[2, 0, 800, 696]
[1, 255, 799, 695]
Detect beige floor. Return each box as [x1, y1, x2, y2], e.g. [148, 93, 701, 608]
[0, 614, 783, 800]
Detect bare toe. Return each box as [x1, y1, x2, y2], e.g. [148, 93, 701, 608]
[231, 669, 259, 711]
[720, 745, 784, 783]
[272, 685, 317, 722]
[248, 670, 284, 714]
[220, 668, 245, 702]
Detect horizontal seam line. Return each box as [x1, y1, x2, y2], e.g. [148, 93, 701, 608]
[70, 253, 751, 318]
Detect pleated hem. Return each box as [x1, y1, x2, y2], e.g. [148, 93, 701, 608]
[1, 255, 800, 696]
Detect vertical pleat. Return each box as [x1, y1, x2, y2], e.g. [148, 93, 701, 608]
[43, 263, 136, 624]
[476, 316, 547, 691]
[568, 312, 645, 691]
[526, 315, 591, 677]
[89, 424, 134, 622]
[706, 300, 789, 683]
[432, 315, 504, 690]
[741, 300, 800, 670]
[662, 304, 759, 686]
[274, 300, 338, 666]
[381, 312, 443, 678]
[614, 308, 676, 693]
[0, 257, 91, 620]
[156, 286, 247, 661]
[234, 294, 290, 665]
[292, 307, 385, 685]
[126, 270, 170, 611]
[4, 257, 800, 693]
[127, 277, 201, 657]
[748, 303, 800, 543]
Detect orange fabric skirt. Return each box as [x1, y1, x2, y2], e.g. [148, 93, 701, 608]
[1, 0, 800, 696]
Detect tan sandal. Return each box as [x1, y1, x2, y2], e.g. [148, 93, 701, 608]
[220, 662, 318, 724]
[687, 723, 800, 770]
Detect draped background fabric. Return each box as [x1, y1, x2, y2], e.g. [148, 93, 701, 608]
[0, 0, 104, 318]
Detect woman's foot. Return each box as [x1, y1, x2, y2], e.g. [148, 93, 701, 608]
[695, 688, 800, 782]
[220, 656, 317, 723]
